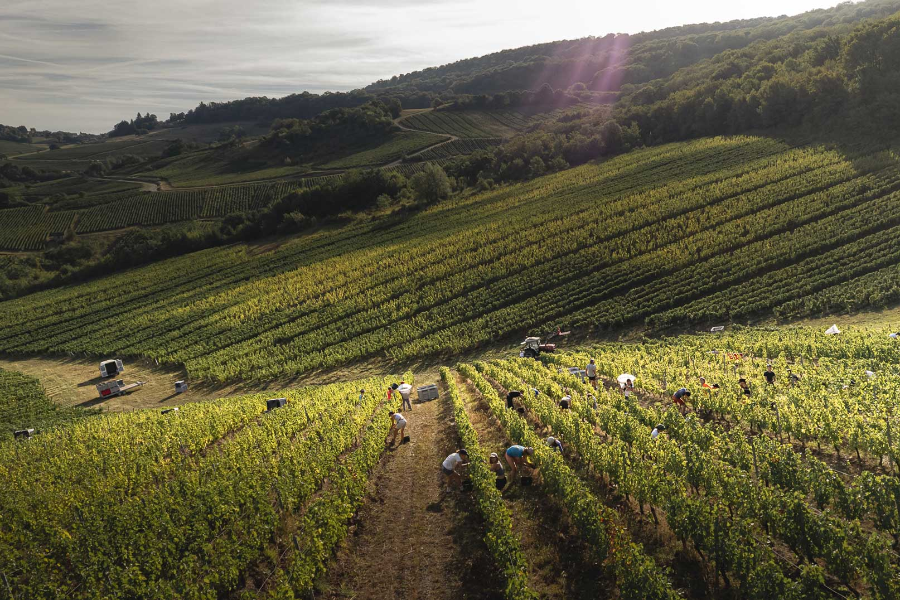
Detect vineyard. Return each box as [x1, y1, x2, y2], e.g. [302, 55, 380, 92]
[399, 108, 551, 138]
[0, 180, 309, 249]
[414, 137, 502, 161]
[2, 136, 900, 378]
[439, 323, 900, 598]
[11, 139, 172, 162]
[6, 325, 900, 598]
[0, 373, 409, 598]
[320, 130, 448, 168]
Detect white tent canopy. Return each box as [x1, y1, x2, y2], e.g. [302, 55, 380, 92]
[825, 324, 841, 335]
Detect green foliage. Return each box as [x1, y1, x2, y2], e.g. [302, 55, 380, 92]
[409, 162, 452, 204]
[0, 375, 406, 597]
[109, 112, 159, 137]
[266, 100, 396, 156]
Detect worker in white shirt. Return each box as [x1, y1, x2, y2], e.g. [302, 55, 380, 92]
[387, 411, 407, 446]
[397, 381, 413, 411]
[651, 424, 666, 439]
[558, 391, 572, 410]
[442, 449, 469, 490]
[585, 359, 598, 389]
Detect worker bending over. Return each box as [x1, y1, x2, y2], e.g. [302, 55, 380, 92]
[387, 411, 407, 446]
[651, 424, 666, 439]
[506, 390, 523, 410]
[558, 391, 572, 410]
[672, 388, 690, 415]
[505, 445, 534, 481]
[546, 436, 563, 453]
[442, 449, 469, 490]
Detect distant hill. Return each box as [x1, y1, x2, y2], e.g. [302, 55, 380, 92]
[159, 0, 900, 127]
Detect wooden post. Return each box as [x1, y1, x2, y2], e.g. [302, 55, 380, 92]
[775, 404, 783, 443]
[886, 394, 896, 477]
[751, 438, 760, 490]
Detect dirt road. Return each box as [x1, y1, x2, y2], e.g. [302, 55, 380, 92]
[322, 389, 502, 599]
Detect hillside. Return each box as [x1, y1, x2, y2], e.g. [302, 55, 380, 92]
[3, 135, 900, 382]
[9, 3, 900, 599]
[4, 325, 900, 598]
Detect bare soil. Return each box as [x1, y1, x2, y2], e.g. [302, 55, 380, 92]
[0, 355, 280, 411]
[320, 386, 503, 600]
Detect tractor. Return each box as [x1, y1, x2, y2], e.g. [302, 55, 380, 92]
[520, 337, 556, 359]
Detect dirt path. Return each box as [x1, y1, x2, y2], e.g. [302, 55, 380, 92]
[87, 176, 159, 192]
[322, 387, 502, 600]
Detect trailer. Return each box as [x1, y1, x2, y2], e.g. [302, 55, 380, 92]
[96, 379, 145, 398]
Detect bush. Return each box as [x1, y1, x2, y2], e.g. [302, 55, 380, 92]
[409, 163, 452, 204]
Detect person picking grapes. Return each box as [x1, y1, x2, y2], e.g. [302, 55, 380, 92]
[546, 436, 563, 453]
[387, 411, 407, 447]
[672, 387, 690, 415]
[489, 452, 507, 489]
[505, 445, 534, 481]
[442, 449, 468, 490]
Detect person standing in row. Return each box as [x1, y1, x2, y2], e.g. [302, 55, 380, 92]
[585, 359, 598, 389]
[739, 378, 751, 397]
[623, 378, 634, 398]
[397, 381, 413, 411]
[763, 366, 776, 385]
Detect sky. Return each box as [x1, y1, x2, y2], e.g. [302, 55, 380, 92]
[0, 0, 850, 133]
